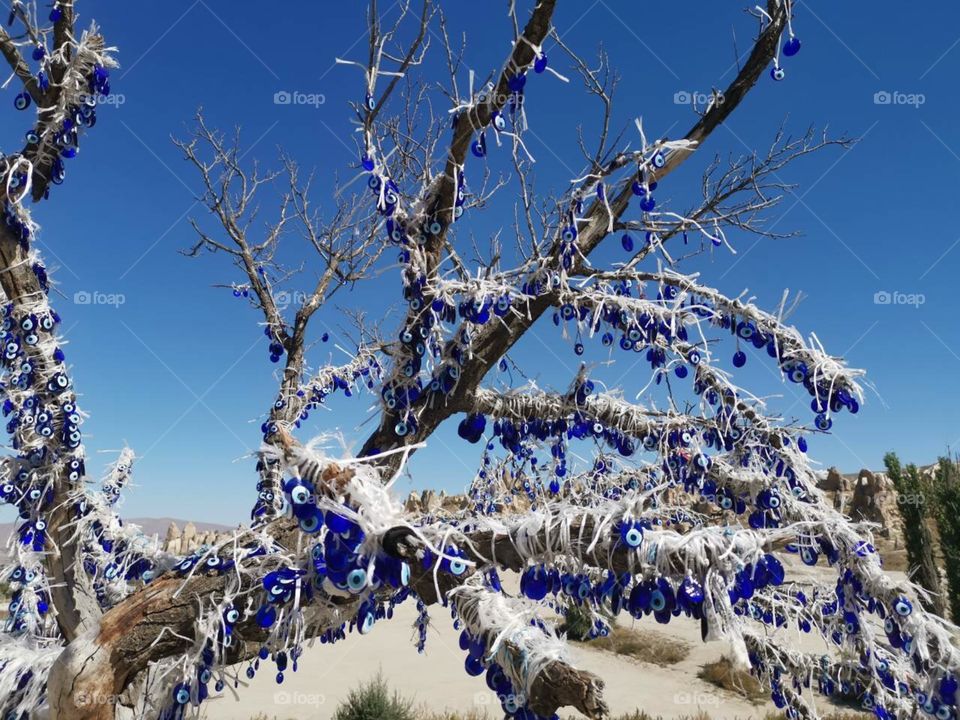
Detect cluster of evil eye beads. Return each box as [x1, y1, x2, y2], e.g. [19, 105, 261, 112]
[12, 69, 111, 199]
[778, 574, 957, 719]
[456, 632, 560, 719]
[469, 52, 547, 160]
[162, 521, 412, 715]
[6, 1, 111, 197]
[519, 557, 709, 626]
[261, 356, 382, 441]
[770, 33, 802, 82]
[458, 369, 819, 506]
[4, 565, 50, 636]
[0, 297, 79, 538]
[468, 454, 621, 515]
[543, 279, 859, 431]
[355, 56, 558, 436]
[213, 484, 412, 696]
[451, 569, 573, 720]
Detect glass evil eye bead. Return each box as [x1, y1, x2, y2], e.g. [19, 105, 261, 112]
[619, 520, 643, 548]
[732, 350, 747, 368]
[770, 65, 786, 82]
[471, 132, 487, 158]
[783, 37, 802, 57]
[893, 596, 913, 617]
[534, 53, 549, 73]
[14, 93, 30, 111]
[621, 234, 634, 252]
[346, 568, 367, 593]
[507, 73, 527, 92]
[173, 684, 191, 705]
[520, 566, 549, 601]
[223, 606, 241, 626]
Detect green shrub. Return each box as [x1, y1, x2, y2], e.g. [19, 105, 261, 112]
[884, 452, 944, 615]
[558, 602, 594, 641]
[333, 672, 415, 720]
[932, 456, 960, 622]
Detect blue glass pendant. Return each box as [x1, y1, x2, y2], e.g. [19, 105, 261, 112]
[507, 73, 527, 92]
[783, 37, 801, 57]
[471, 133, 486, 158]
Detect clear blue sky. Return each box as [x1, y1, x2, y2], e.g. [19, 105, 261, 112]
[2, 1, 957, 525]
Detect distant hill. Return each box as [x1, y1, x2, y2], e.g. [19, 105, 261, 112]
[0, 517, 234, 548]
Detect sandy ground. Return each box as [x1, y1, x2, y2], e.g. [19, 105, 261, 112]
[201, 600, 767, 720]
[201, 560, 883, 720]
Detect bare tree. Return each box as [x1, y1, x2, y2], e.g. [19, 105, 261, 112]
[0, 3, 952, 720]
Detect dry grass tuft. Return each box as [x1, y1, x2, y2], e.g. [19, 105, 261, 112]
[765, 714, 871, 720]
[576, 625, 691, 665]
[697, 655, 767, 703]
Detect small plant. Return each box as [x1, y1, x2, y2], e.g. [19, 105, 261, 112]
[765, 713, 871, 720]
[697, 656, 766, 703]
[559, 602, 596, 641]
[418, 711, 488, 720]
[333, 672, 415, 720]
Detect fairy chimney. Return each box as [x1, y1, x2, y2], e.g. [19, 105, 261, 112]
[849, 469, 888, 526]
[182, 522, 198, 549]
